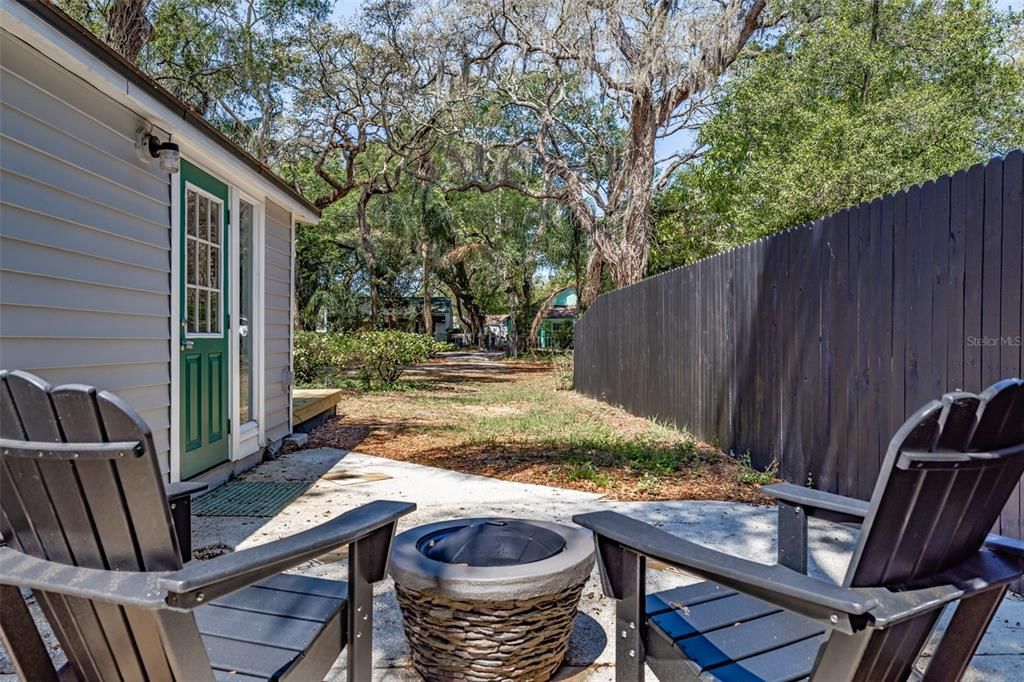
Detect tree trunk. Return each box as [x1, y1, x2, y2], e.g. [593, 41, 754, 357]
[571, 217, 584, 298]
[105, 0, 153, 61]
[440, 268, 485, 346]
[614, 92, 658, 289]
[580, 250, 606, 308]
[421, 239, 433, 337]
[356, 189, 380, 327]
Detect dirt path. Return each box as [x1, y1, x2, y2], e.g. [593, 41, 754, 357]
[291, 352, 773, 503]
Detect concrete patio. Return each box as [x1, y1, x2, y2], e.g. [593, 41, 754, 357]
[193, 447, 1023, 681]
[3, 445, 1021, 680]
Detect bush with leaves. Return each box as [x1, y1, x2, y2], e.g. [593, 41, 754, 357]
[553, 352, 574, 390]
[348, 331, 450, 387]
[293, 331, 353, 385]
[295, 330, 451, 388]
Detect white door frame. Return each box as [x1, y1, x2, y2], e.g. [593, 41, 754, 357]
[172, 159, 269, 480]
[170, 171, 181, 482]
[229, 187, 266, 461]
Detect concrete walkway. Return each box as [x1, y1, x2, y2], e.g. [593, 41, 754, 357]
[189, 447, 1024, 681]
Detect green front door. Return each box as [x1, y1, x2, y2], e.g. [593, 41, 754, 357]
[180, 161, 230, 479]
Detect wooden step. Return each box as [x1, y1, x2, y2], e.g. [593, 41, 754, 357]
[292, 389, 343, 427]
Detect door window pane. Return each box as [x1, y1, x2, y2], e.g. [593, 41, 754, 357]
[186, 192, 196, 236]
[198, 197, 208, 241]
[238, 200, 254, 422]
[209, 203, 220, 244]
[198, 289, 208, 333]
[198, 243, 208, 286]
[210, 246, 219, 288]
[184, 188, 224, 338]
[187, 288, 197, 333]
[187, 239, 196, 285]
[210, 291, 219, 334]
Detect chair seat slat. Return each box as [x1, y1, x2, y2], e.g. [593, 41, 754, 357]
[650, 592, 781, 641]
[209, 583, 342, 623]
[677, 611, 824, 673]
[646, 582, 735, 617]
[647, 583, 826, 674]
[202, 634, 301, 680]
[697, 634, 822, 682]
[197, 606, 321, 652]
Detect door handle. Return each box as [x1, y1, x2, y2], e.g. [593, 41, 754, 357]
[181, 340, 195, 351]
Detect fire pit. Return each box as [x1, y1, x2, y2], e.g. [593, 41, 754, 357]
[389, 518, 595, 681]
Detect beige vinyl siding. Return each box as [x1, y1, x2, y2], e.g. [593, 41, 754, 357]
[264, 199, 293, 441]
[0, 30, 173, 473]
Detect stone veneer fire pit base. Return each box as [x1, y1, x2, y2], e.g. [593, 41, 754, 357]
[395, 579, 588, 681]
[390, 518, 595, 682]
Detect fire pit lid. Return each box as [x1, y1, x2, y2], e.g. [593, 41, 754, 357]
[419, 519, 566, 567]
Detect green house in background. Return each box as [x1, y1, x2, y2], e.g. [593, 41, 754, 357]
[535, 288, 577, 350]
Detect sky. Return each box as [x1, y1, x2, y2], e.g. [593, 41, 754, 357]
[330, 0, 362, 21]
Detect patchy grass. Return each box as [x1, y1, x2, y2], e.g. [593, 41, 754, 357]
[295, 354, 774, 502]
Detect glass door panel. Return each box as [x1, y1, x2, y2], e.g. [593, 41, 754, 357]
[238, 200, 255, 423]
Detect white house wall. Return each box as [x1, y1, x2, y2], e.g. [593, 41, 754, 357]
[0, 29, 174, 473]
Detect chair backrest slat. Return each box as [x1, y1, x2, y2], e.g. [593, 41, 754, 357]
[51, 385, 180, 680]
[94, 390, 182, 571]
[815, 379, 1024, 680]
[1, 373, 116, 679]
[0, 370, 208, 681]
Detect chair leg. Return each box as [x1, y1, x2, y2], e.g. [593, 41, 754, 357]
[0, 586, 59, 682]
[777, 501, 808, 574]
[596, 538, 647, 682]
[347, 523, 396, 682]
[168, 492, 194, 562]
[921, 585, 1008, 682]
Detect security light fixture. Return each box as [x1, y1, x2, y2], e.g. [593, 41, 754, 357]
[136, 128, 180, 173]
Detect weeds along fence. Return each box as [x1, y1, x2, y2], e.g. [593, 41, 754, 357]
[575, 151, 1023, 544]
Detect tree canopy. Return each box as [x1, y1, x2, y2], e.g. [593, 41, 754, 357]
[650, 0, 1024, 272]
[58, 0, 1024, 339]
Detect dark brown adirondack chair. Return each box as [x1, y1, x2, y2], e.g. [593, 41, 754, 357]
[0, 370, 415, 681]
[575, 379, 1024, 681]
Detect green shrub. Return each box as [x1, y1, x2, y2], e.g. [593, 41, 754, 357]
[348, 331, 450, 387]
[552, 352, 574, 390]
[293, 331, 352, 385]
[294, 330, 451, 388]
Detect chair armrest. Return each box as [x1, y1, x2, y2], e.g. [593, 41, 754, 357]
[160, 499, 415, 609]
[984, 534, 1024, 559]
[762, 483, 869, 521]
[574, 510, 879, 634]
[0, 546, 167, 609]
[165, 481, 208, 501]
[868, 548, 1024, 628]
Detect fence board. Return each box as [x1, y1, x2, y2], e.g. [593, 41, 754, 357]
[999, 150, 1023, 542]
[575, 154, 1024, 549]
[982, 161, 1003, 387]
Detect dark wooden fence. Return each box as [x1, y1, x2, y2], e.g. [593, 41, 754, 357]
[575, 151, 1023, 547]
